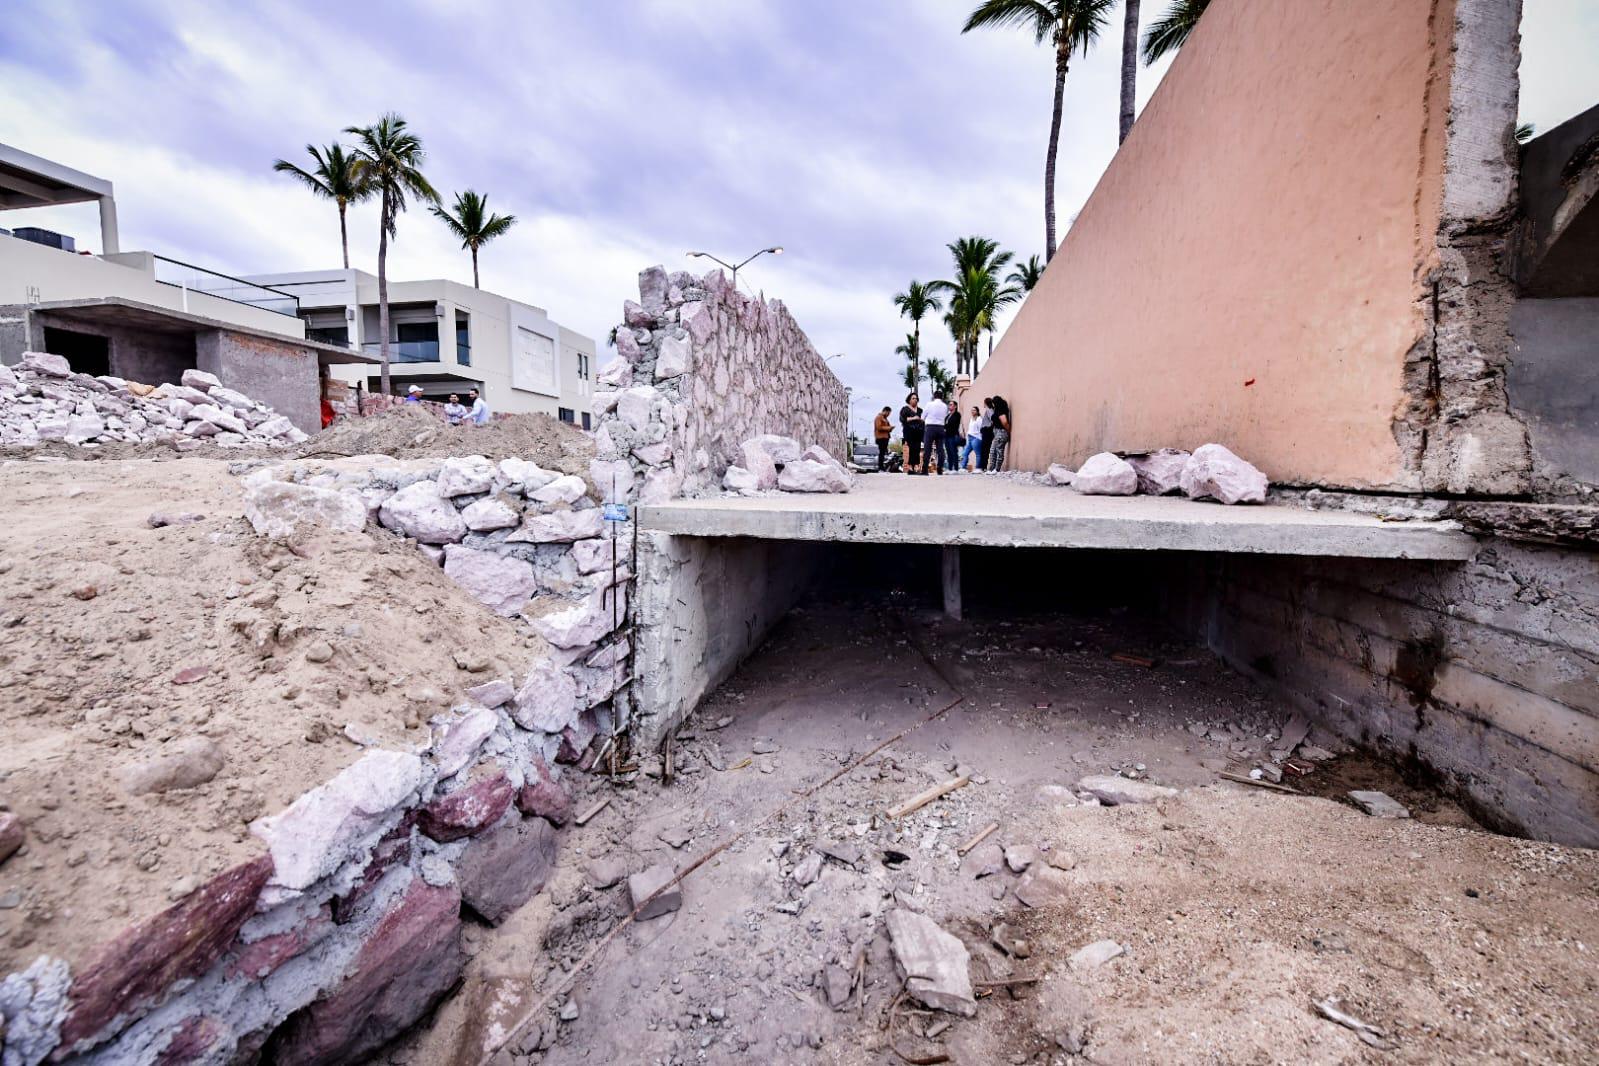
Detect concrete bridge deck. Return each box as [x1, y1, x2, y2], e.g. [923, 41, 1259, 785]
[635, 473, 1476, 561]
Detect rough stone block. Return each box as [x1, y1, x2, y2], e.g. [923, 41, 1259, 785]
[515, 757, 572, 825]
[511, 657, 581, 733]
[443, 544, 538, 617]
[457, 816, 558, 924]
[627, 864, 682, 921]
[1072, 452, 1139, 495]
[418, 770, 514, 842]
[268, 879, 465, 1065]
[1181, 443, 1268, 504]
[437, 455, 497, 497]
[57, 855, 273, 1054]
[1076, 774, 1178, 805]
[0, 811, 24, 865]
[884, 909, 976, 1016]
[739, 439, 780, 489]
[461, 496, 521, 532]
[508, 508, 604, 544]
[244, 480, 368, 539]
[379, 480, 468, 544]
[1129, 448, 1191, 495]
[655, 333, 690, 379]
[115, 736, 224, 795]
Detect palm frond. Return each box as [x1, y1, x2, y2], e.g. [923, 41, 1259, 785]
[961, 0, 1057, 43]
[1142, 0, 1209, 64]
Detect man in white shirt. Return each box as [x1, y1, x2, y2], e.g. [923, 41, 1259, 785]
[921, 393, 950, 475]
[468, 389, 489, 426]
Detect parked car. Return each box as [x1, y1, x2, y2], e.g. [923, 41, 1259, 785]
[851, 442, 881, 468]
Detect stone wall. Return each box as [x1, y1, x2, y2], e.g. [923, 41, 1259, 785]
[1167, 538, 1599, 847]
[196, 331, 322, 436]
[590, 265, 847, 503]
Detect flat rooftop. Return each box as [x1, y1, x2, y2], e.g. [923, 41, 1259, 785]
[637, 473, 1476, 560]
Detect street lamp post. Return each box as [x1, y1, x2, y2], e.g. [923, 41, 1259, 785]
[687, 246, 784, 290]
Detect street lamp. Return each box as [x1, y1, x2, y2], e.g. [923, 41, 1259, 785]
[687, 246, 784, 290]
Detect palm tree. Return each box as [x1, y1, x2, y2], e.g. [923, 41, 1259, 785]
[1007, 254, 1045, 292]
[271, 143, 372, 269]
[926, 357, 955, 398]
[1142, 0, 1208, 64]
[933, 237, 1021, 374]
[1119, 0, 1140, 143]
[895, 334, 922, 391]
[962, 0, 1113, 261]
[345, 114, 439, 397]
[432, 190, 517, 289]
[1515, 122, 1536, 145]
[892, 281, 942, 390]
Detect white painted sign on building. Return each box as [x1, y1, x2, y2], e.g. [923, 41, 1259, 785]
[513, 325, 557, 397]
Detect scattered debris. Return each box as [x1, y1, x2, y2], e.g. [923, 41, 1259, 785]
[1014, 865, 1073, 908]
[1313, 997, 1398, 1051]
[885, 909, 977, 1017]
[957, 822, 999, 856]
[886, 775, 971, 820]
[1069, 939, 1125, 971]
[627, 865, 682, 921]
[1077, 774, 1178, 805]
[1220, 771, 1303, 795]
[1349, 791, 1411, 819]
[574, 798, 612, 826]
[1110, 652, 1155, 668]
[792, 852, 823, 886]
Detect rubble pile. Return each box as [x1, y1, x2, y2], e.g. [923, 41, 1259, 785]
[1054, 443, 1269, 504]
[723, 435, 855, 495]
[0, 352, 308, 449]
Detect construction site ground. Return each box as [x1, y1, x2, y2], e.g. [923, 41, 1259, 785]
[396, 594, 1599, 1066]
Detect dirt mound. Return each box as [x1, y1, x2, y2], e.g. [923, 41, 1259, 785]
[299, 407, 594, 474]
[0, 456, 538, 975]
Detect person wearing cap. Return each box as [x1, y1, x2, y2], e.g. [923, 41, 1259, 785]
[404, 385, 423, 403]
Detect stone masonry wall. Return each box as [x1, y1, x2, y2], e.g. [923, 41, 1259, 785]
[1169, 538, 1599, 847]
[589, 265, 848, 504]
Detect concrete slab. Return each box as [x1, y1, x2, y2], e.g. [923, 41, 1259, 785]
[636, 474, 1476, 560]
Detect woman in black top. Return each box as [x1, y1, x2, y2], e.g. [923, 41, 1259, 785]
[899, 393, 925, 475]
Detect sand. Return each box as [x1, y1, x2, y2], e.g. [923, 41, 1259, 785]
[0, 455, 539, 975]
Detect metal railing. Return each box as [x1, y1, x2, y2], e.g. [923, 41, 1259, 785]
[151, 256, 300, 318]
[361, 339, 440, 363]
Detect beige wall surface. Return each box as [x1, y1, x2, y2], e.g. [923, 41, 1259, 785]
[968, 0, 1454, 489]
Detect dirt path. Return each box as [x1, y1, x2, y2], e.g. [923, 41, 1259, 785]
[395, 602, 1598, 1065]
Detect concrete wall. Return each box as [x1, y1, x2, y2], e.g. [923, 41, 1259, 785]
[967, 0, 1529, 495]
[196, 330, 321, 434]
[1169, 540, 1599, 847]
[631, 533, 825, 747]
[1508, 298, 1599, 494]
[28, 309, 196, 385]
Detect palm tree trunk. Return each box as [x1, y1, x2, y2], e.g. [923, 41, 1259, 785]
[338, 201, 350, 270]
[1120, 0, 1140, 143]
[1045, 50, 1067, 261]
[378, 195, 392, 398]
[471, 246, 480, 289]
[912, 319, 921, 390]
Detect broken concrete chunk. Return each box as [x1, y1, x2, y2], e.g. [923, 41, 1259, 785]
[1069, 939, 1125, 970]
[1276, 712, 1312, 755]
[1046, 463, 1075, 486]
[628, 864, 682, 920]
[884, 909, 976, 1017]
[1077, 774, 1179, 805]
[1072, 452, 1139, 495]
[1180, 443, 1268, 504]
[1349, 790, 1410, 819]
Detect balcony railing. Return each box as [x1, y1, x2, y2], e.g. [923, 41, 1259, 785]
[362, 339, 440, 363]
[151, 256, 300, 318]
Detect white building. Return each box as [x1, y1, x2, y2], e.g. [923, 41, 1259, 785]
[243, 269, 597, 427]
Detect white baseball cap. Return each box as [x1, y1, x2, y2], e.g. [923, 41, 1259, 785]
[407, 385, 423, 394]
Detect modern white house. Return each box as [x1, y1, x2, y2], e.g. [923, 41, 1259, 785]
[0, 143, 373, 432]
[241, 269, 597, 428]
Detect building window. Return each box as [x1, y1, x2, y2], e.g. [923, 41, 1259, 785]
[577, 353, 590, 380]
[455, 311, 471, 367]
[581, 412, 592, 431]
[558, 407, 575, 424]
[306, 325, 349, 346]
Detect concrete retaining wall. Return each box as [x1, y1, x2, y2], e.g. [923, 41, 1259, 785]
[1171, 539, 1599, 847]
[197, 331, 322, 435]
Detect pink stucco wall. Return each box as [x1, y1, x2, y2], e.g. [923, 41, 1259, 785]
[968, 0, 1456, 488]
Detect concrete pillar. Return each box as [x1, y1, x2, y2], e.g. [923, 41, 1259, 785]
[97, 195, 119, 255]
[942, 545, 962, 621]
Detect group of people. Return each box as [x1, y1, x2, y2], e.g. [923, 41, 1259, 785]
[873, 393, 1012, 474]
[405, 384, 491, 426]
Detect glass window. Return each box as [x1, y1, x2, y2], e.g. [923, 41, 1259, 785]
[455, 312, 471, 367]
[581, 412, 592, 431]
[558, 407, 575, 424]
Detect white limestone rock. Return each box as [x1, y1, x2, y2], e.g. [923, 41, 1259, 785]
[723, 465, 761, 495]
[617, 385, 658, 432]
[208, 386, 255, 411]
[443, 544, 539, 617]
[189, 403, 247, 434]
[245, 480, 368, 538]
[20, 351, 71, 378]
[1077, 774, 1179, 805]
[778, 458, 851, 494]
[571, 537, 616, 575]
[1046, 463, 1075, 486]
[508, 508, 605, 543]
[437, 455, 497, 497]
[589, 459, 636, 502]
[531, 584, 626, 649]
[531, 474, 588, 505]
[654, 333, 690, 379]
[633, 441, 672, 467]
[739, 439, 780, 489]
[256, 415, 295, 439]
[638, 467, 682, 504]
[250, 750, 426, 890]
[1129, 448, 1191, 495]
[1180, 443, 1268, 504]
[1073, 452, 1138, 495]
[747, 434, 803, 465]
[181, 368, 223, 391]
[461, 496, 521, 532]
[511, 658, 581, 734]
[430, 705, 500, 780]
[379, 480, 469, 544]
[596, 356, 633, 388]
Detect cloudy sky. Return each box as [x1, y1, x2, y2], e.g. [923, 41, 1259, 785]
[3, 1, 1596, 434]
